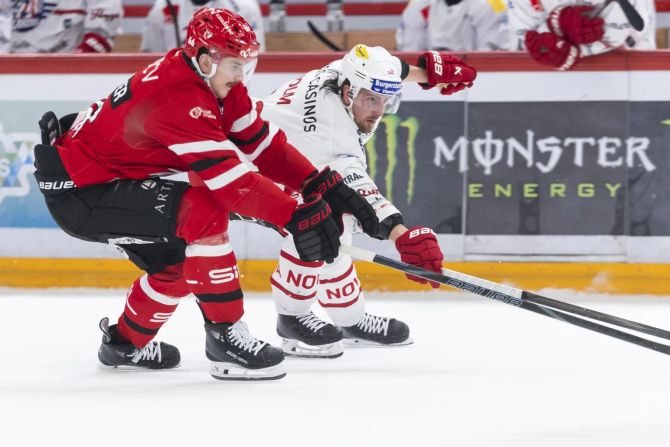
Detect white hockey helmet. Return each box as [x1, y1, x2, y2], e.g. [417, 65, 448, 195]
[340, 44, 402, 113]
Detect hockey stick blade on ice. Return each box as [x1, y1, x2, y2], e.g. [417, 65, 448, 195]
[341, 245, 670, 355]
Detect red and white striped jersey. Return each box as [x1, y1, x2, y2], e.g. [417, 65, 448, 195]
[57, 49, 315, 226]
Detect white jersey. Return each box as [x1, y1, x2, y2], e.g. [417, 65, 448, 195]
[261, 60, 402, 229]
[8, 0, 122, 53]
[507, 0, 656, 54]
[140, 0, 265, 53]
[397, 0, 515, 51]
[0, 0, 10, 53]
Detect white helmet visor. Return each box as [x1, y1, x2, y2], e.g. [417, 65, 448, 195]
[353, 88, 402, 114]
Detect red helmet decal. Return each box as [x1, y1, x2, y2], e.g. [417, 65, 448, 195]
[184, 8, 260, 60]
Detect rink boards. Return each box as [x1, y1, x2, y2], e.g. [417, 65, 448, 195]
[1, 51, 670, 290]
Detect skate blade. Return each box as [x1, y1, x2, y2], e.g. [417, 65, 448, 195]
[281, 338, 343, 359]
[209, 361, 286, 381]
[97, 362, 182, 372]
[343, 337, 414, 347]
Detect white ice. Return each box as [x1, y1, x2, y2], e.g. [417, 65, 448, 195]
[0, 288, 669, 447]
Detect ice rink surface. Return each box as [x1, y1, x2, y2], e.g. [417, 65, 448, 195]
[1, 288, 669, 447]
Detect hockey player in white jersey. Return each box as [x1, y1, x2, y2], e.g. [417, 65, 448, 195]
[259, 45, 477, 357]
[508, 0, 656, 70]
[8, 0, 122, 53]
[140, 0, 265, 53]
[396, 0, 515, 51]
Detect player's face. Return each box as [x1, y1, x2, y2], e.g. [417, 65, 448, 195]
[350, 88, 394, 133]
[202, 56, 254, 98]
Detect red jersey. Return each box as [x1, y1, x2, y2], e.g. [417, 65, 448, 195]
[57, 49, 315, 227]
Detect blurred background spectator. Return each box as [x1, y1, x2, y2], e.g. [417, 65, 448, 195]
[140, 0, 265, 53]
[508, 0, 656, 70]
[397, 0, 515, 51]
[3, 0, 123, 53]
[0, 0, 9, 52]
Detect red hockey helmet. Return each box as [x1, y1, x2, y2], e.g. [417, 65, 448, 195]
[184, 8, 260, 61]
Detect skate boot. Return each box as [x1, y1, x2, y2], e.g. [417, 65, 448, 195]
[277, 312, 344, 358]
[342, 313, 413, 346]
[205, 320, 286, 380]
[97, 317, 181, 369]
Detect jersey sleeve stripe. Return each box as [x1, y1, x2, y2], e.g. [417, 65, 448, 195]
[204, 163, 251, 190]
[190, 157, 230, 172]
[244, 123, 279, 162]
[185, 242, 234, 258]
[229, 122, 268, 147]
[169, 140, 236, 155]
[230, 108, 258, 133]
[140, 274, 183, 305]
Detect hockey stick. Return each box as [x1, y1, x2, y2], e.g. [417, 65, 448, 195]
[341, 245, 670, 355]
[593, 0, 644, 32]
[165, 0, 182, 47]
[229, 212, 288, 236]
[613, 0, 644, 31]
[306, 20, 343, 51]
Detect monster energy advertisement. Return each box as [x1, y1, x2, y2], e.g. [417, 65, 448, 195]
[366, 101, 670, 236]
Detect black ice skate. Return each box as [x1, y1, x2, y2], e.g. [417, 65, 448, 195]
[277, 312, 344, 358]
[342, 313, 413, 346]
[97, 317, 181, 369]
[205, 320, 286, 380]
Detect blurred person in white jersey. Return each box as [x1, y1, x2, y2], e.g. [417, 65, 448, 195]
[0, 0, 9, 52]
[396, 0, 515, 51]
[507, 0, 656, 70]
[5, 0, 122, 53]
[141, 0, 264, 53]
[257, 44, 477, 357]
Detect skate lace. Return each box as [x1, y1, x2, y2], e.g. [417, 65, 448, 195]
[130, 341, 162, 364]
[357, 314, 390, 336]
[227, 321, 266, 355]
[298, 313, 329, 332]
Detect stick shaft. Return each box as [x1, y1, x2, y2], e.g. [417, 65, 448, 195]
[341, 245, 670, 355]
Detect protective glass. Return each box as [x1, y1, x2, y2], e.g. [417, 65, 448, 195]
[353, 89, 402, 114]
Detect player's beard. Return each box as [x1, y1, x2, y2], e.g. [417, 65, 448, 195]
[357, 113, 382, 134]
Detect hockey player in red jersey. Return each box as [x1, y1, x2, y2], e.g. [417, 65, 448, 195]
[32, 8, 377, 381]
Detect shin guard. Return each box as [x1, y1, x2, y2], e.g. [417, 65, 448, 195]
[117, 266, 189, 348]
[318, 255, 365, 327]
[271, 237, 323, 316]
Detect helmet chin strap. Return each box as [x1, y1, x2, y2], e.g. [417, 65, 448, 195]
[191, 56, 219, 93]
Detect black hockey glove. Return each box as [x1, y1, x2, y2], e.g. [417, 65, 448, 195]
[285, 194, 341, 263]
[302, 167, 379, 238]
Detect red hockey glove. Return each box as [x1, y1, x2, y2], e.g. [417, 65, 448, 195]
[525, 31, 580, 71]
[547, 5, 605, 45]
[285, 194, 341, 263]
[302, 167, 378, 238]
[76, 32, 112, 53]
[417, 51, 477, 96]
[395, 226, 444, 289]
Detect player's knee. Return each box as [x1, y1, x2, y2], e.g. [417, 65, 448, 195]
[176, 187, 229, 243]
[149, 263, 190, 298]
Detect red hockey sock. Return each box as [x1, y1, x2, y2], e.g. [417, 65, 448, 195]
[117, 265, 189, 348]
[183, 242, 244, 323]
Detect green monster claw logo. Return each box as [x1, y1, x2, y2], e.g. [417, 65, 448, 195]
[364, 114, 419, 203]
